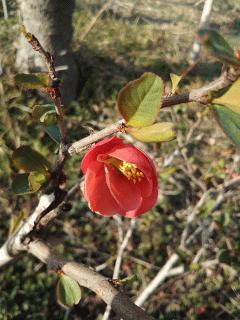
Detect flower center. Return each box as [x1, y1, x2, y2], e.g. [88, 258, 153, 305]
[109, 158, 144, 183]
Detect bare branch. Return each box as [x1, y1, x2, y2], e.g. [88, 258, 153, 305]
[0, 193, 56, 268]
[102, 219, 136, 320]
[135, 253, 179, 307]
[162, 67, 240, 108]
[21, 27, 68, 166]
[28, 240, 155, 320]
[79, 0, 113, 43]
[0, 242, 13, 266]
[68, 120, 126, 155]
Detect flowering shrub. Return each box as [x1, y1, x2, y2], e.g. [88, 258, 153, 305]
[81, 137, 158, 218]
[3, 23, 240, 317]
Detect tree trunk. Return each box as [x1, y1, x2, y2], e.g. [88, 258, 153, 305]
[16, 0, 78, 104]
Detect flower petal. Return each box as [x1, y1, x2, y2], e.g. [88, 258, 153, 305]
[108, 144, 157, 195]
[123, 179, 158, 218]
[84, 163, 123, 216]
[81, 137, 125, 174]
[105, 165, 142, 214]
[135, 186, 158, 216]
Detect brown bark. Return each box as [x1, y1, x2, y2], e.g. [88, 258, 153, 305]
[16, 0, 78, 104]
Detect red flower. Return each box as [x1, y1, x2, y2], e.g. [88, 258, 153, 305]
[81, 137, 158, 218]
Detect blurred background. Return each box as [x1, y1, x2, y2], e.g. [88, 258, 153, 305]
[1, 0, 240, 319]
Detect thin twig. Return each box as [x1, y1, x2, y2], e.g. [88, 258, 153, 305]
[102, 219, 136, 320]
[79, 0, 113, 43]
[162, 66, 240, 108]
[135, 253, 179, 307]
[114, 220, 136, 279]
[21, 27, 68, 167]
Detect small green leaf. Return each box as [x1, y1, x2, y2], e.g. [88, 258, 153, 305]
[56, 274, 81, 309]
[15, 73, 52, 89]
[117, 73, 164, 127]
[45, 126, 61, 144]
[28, 171, 48, 192]
[12, 171, 48, 195]
[12, 173, 30, 195]
[32, 104, 57, 125]
[212, 80, 240, 113]
[12, 146, 51, 173]
[198, 28, 240, 66]
[212, 104, 240, 146]
[127, 122, 176, 142]
[170, 73, 182, 94]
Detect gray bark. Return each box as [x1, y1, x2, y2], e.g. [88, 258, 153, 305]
[16, 0, 78, 104]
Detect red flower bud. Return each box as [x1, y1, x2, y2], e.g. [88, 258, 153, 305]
[81, 137, 158, 218]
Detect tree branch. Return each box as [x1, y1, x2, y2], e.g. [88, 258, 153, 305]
[21, 26, 68, 170]
[28, 240, 155, 320]
[162, 66, 240, 108]
[68, 120, 126, 155]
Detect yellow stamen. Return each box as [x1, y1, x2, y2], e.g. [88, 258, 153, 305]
[107, 158, 144, 183]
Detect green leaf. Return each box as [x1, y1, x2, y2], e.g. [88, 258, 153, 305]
[56, 274, 81, 309]
[32, 104, 57, 125]
[12, 173, 30, 195]
[15, 73, 52, 90]
[28, 171, 48, 192]
[45, 126, 61, 144]
[198, 28, 240, 66]
[212, 80, 240, 113]
[12, 146, 51, 173]
[212, 104, 240, 146]
[117, 73, 164, 127]
[170, 73, 182, 94]
[12, 171, 48, 195]
[127, 122, 176, 142]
